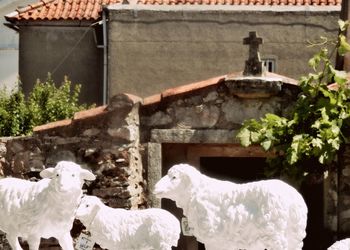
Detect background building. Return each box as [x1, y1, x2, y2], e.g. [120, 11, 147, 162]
[0, 0, 33, 90]
[4, 0, 341, 105]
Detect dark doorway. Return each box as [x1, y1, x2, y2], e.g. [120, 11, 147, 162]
[200, 157, 268, 183]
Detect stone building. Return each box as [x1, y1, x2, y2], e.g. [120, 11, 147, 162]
[0, 32, 346, 250]
[4, 0, 120, 105]
[4, 0, 341, 105]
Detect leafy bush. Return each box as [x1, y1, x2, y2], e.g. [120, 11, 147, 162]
[0, 74, 91, 137]
[237, 20, 350, 179]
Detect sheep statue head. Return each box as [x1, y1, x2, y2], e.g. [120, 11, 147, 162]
[40, 161, 96, 193]
[75, 195, 103, 229]
[154, 164, 201, 201]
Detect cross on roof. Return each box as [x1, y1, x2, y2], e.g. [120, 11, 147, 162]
[243, 31, 264, 76]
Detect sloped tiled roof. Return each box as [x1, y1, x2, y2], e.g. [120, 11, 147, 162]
[143, 71, 299, 106]
[5, 0, 120, 21]
[34, 71, 299, 132]
[138, 0, 340, 5]
[5, 0, 341, 22]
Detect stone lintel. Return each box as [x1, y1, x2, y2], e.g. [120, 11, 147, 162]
[224, 77, 283, 98]
[150, 129, 239, 143]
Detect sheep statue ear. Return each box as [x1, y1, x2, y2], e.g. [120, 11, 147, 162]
[81, 169, 96, 181]
[40, 168, 55, 178]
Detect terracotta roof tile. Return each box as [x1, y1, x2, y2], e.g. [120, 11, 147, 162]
[33, 105, 108, 132]
[162, 75, 226, 98]
[136, 0, 340, 4]
[6, 0, 120, 21]
[6, 0, 341, 21]
[73, 105, 108, 120]
[143, 94, 162, 106]
[33, 119, 72, 132]
[142, 75, 226, 106]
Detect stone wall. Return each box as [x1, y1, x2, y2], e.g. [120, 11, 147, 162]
[0, 94, 146, 249]
[140, 75, 299, 134]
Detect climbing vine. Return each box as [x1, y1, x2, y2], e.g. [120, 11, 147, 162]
[237, 20, 350, 179]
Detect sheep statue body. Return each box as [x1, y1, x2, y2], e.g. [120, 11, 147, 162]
[75, 195, 181, 250]
[154, 163, 308, 250]
[328, 238, 350, 250]
[0, 161, 96, 250]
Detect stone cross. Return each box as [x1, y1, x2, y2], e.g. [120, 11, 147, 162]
[243, 31, 264, 76]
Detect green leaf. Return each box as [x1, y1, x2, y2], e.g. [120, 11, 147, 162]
[338, 20, 349, 32]
[237, 128, 252, 147]
[261, 140, 272, 151]
[311, 138, 323, 149]
[338, 35, 350, 56]
[250, 131, 260, 142]
[333, 69, 348, 85]
[308, 54, 320, 71]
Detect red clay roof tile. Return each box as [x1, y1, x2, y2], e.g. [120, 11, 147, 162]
[161, 75, 226, 99]
[6, 0, 341, 21]
[6, 0, 120, 21]
[136, 0, 340, 4]
[73, 105, 108, 120]
[33, 119, 72, 132]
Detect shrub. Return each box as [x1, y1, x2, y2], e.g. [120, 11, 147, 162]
[0, 74, 92, 137]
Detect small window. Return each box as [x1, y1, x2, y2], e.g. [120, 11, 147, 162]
[262, 58, 276, 73]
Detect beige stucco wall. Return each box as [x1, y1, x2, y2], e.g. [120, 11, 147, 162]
[108, 5, 340, 98]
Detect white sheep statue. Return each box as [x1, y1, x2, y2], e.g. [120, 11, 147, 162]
[154, 163, 308, 250]
[328, 238, 350, 250]
[75, 195, 181, 250]
[0, 160, 95, 250]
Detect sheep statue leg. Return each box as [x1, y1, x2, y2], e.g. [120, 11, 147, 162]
[7, 234, 23, 250]
[57, 232, 74, 250]
[27, 236, 41, 250]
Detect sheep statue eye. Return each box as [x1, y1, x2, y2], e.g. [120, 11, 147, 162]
[56, 174, 59, 177]
[72, 174, 75, 177]
[86, 204, 89, 208]
[171, 176, 176, 180]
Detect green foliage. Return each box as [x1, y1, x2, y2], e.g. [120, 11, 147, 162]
[237, 20, 350, 179]
[0, 74, 91, 137]
[0, 88, 28, 136]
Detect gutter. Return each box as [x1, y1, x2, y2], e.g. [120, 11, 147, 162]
[91, 7, 108, 105]
[102, 6, 108, 105]
[3, 22, 19, 32]
[4, 11, 20, 32]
